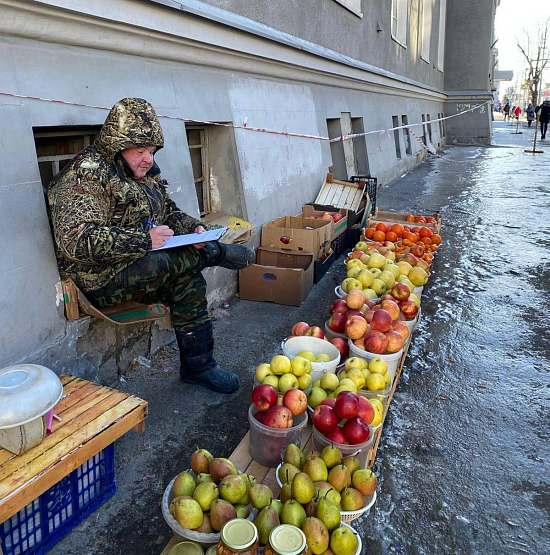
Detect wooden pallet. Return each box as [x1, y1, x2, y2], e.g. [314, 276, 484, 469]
[0, 374, 148, 523]
[315, 173, 367, 211]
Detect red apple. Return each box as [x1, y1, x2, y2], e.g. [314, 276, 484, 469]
[253, 411, 266, 424]
[352, 250, 364, 259]
[330, 338, 349, 360]
[364, 299, 375, 309]
[291, 321, 310, 336]
[328, 312, 347, 333]
[345, 309, 365, 321]
[306, 326, 325, 339]
[391, 283, 410, 302]
[334, 391, 359, 419]
[325, 427, 348, 444]
[411, 245, 424, 258]
[380, 294, 394, 303]
[283, 389, 308, 416]
[400, 300, 419, 319]
[333, 213, 344, 223]
[385, 330, 405, 353]
[264, 406, 294, 429]
[363, 330, 389, 354]
[364, 310, 375, 324]
[280, 236, 292, 245]
[357, 396, 375, 425]
[343, 417, 371, 445]
[370, 309, 392, 332]
[321, 213, 334, 221]
[380, 300, 400, 321]
[319, 398, 337, 409]
[330, 299, 349, 315]
[391, 320, 409, 341]
[312, 405, 339, 434]
[252, 384, 278, 412]
[345, 315, 368, 340]
[403, 253, 418, 266]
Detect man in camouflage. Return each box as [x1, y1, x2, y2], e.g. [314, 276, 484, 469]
[47, 98, 254, 393]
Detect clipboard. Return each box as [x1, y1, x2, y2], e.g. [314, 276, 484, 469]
[153, 227, 227, 250]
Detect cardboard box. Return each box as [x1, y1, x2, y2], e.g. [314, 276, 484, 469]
[298, 205, 348, 240]
[313, 249, 335, 283]
[261, 216, 332, 259]
[239, 248, 314, 306]
[315, 173, 372, 229]
[201, 212, 254, 244]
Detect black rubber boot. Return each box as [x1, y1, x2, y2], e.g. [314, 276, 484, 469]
[201, 241, 255, 271]
[176, 321, 240, 394]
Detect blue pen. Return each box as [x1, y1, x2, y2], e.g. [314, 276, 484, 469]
[147, 221, 156, 228]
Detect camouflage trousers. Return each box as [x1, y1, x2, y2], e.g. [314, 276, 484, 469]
[87, 246, 209, 332]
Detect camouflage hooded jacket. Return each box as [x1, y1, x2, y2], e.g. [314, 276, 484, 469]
[47, 98, 202, 292]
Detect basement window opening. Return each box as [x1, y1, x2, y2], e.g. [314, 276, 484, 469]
[186, 126, 211, 217]
[392, 116, 402, 159]
[402, 115, 412, 155]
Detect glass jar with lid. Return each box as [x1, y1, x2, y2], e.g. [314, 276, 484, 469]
[265, 525, 308, 555]
[216, 519, 259, 555]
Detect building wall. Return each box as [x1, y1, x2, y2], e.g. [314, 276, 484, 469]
[0, 0, 473, 376]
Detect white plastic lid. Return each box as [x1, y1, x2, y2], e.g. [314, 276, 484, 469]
[269, 525, 307, 555]
[0, 365, 63, 429]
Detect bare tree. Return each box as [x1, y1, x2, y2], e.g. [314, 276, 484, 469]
[518, 19, 549, 106]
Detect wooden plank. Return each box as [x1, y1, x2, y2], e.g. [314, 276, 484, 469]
[54, 382, 102, 413]
[0, 397, 145, 501]
[0, 403, 147, 521]
[58, 377, 88, 397]
[229, 433, 253, 473]
[243, 460, 270, 484]
[0, 391, 127, 482]
[132, 421, 146, 433]
[56, 386, 114, 420]
[59, 374, 77, 386]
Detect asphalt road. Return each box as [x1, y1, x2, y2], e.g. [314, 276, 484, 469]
[52, 121, 550, 555]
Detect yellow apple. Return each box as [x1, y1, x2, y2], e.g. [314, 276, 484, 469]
[396, 261, 413, 276]
[363, 289, 378, 300]
[357, 270, 374, 289]
[384, 263, 401, 280]
[397, 275, 415, 293]
[255, 363, 273, 382]
[370, 279, 387, 296]
[334, 385, 355, 396]
[338, 379, 358, 394]
[361, 368, 371, 381]
[359, 254, 370, 266]
[371, 407, 383, 427]
[378, 270, 396, 289]
[384, 371, 391, 386]
[366, 373, 386, 391]
[262, 374, 279, 390]
[367, 253, 386, 269]
[270, 355, 291, 375]
[369, 268, 382, 279]
[369, 398, 384, 413]
[279, 373, 299, 393]
[320, 373, 339, 391]
[291, 356, 311, 377]
[408, 267, 428, 286]
[346, 266, 362, 279]
[345, 357, 367, 371]
[296, 350, 316, 362]
[409, 293, 421, 307]
[315, 353, 332, 363]
[346, 368, 366, 389]
[298, 374, 312, 390]
[368, 357, 388, 374]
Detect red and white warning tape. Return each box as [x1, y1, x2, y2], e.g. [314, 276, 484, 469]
[0, 90, 491, 149]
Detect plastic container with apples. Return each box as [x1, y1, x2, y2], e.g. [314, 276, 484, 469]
[253, 353, 314, 396]
[281, 336, 340, 382]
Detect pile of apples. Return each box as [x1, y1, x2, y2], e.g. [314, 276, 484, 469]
[312, 390, 374, 446]
[257, 444, 373, 554]
[252, 384, 308, 428]
[290, 321, 349, 362]
[169, 448, 273, 533]
[305, 211, 345, 223]
[255, 354, 314, 393]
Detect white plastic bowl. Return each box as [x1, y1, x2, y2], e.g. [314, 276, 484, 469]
[340, 491, 377, 524]
[347, 340, 404, 381]
[281, 336, 340, 382]
[335, 285, 345, 298]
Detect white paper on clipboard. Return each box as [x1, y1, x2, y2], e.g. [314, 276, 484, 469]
[153, 227, 227, 250]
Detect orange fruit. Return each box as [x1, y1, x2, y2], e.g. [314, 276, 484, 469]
[385, 231, 398, 242]
[405, 214, 415, 222]
[373, 230, 386, 242]
[432, 234, 442, 245]
[376, 222, 390, 233]
[391, 223, 405, 237]
[365, 227, 375, 239]
[419, 227, 433, 238]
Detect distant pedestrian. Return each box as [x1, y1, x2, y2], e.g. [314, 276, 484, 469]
[503, 102, 510, 121]
[514, 106, 521, 120]
[526, 104, 535, 127]
[535, 99, 550, 139]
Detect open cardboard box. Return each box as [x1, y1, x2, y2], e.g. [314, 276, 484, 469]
[295, 205, 348, 240]
[201, 212, 254, 244]
[261, 216, 332, 260]
[239, 247, 314, 306]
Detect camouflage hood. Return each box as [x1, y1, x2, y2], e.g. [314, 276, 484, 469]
[95, 98, 164, 164]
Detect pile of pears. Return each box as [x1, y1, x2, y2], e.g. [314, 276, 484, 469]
[169, 447, 274, 534]
[254, 443, 377, 555]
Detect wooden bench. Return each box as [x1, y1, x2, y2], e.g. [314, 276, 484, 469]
[160, 336, 412, 553]
[0, 374, 148, 524]
[62, 278, 171, 328]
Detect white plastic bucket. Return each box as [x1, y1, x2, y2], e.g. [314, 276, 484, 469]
[413, 285, 423, 297]
[281, 336, 340, 382]
[311, 426, 374, 467]
[347, 339, 404, 381]
[248, 405, 308, 468]
[335, 285, 345, 298]
[402, 307, 421, 334]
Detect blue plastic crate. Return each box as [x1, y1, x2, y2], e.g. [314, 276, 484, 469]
[1, 444, 116, 555]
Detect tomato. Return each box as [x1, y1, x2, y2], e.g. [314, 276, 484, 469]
[412, 226, 421, 234]
[422, 237, 432, 245]
[404, 232, 418, 243]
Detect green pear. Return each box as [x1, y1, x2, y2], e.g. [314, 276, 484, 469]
[330, 526, 358, 555]
[321, 445, 342, 469]
[342, 455, 361, 476]
[303, 457, 328, 482]
[281, 499, 307, 528]
[170, 496, 203, 529]
[340, 487, 365, 511]
[219, 474, 247, 504]
[316, 497, 340, 533]
[192, 481, 219, 511]
[172, 471, 196, 497]
[278, 463, 301, 485]
[249, 483, 273, 510]
[314, 482, 341, 507]
[302, 517, 330, 555]
[255, 507, 280, 545]
[351, 468, 378, 496]
[284, 443, 305, 469]
[280, 482, 292, 503]
[291, 472, 315, 504]
[270, 499, 284, 518]
[306, 450, 322, 462]
[234, 504, 250, 519]
[328, 465, 351, 493]
[196, 473, 214, 484]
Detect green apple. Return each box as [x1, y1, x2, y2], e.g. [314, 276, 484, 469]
[298, 374, 312, 390]
[370, 279, 387, 296]
[363, 288, 378, 300]
[338, 379, 358, 394]
[368, 357, 388, 374]
[378, 270, 396, 289]
[279, 373, 299, 393]
[291, 356, 311, 377]
[312, 379, 322, 388]
[262, 374, 280, 390]
[368, 268, 382, 279]
[315, 353, 332, 363]
[384, 263, 401, 280]
[346, 266, 361, 279]
[367, 252, 386, 269]
[355, 241, 369, 252]
[308, 387, 328, 409]
[320, 373, 339, 391]
[296, 350, 316, 362]
[357, 269, 374, 289]
[255, 363, 273, 383]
